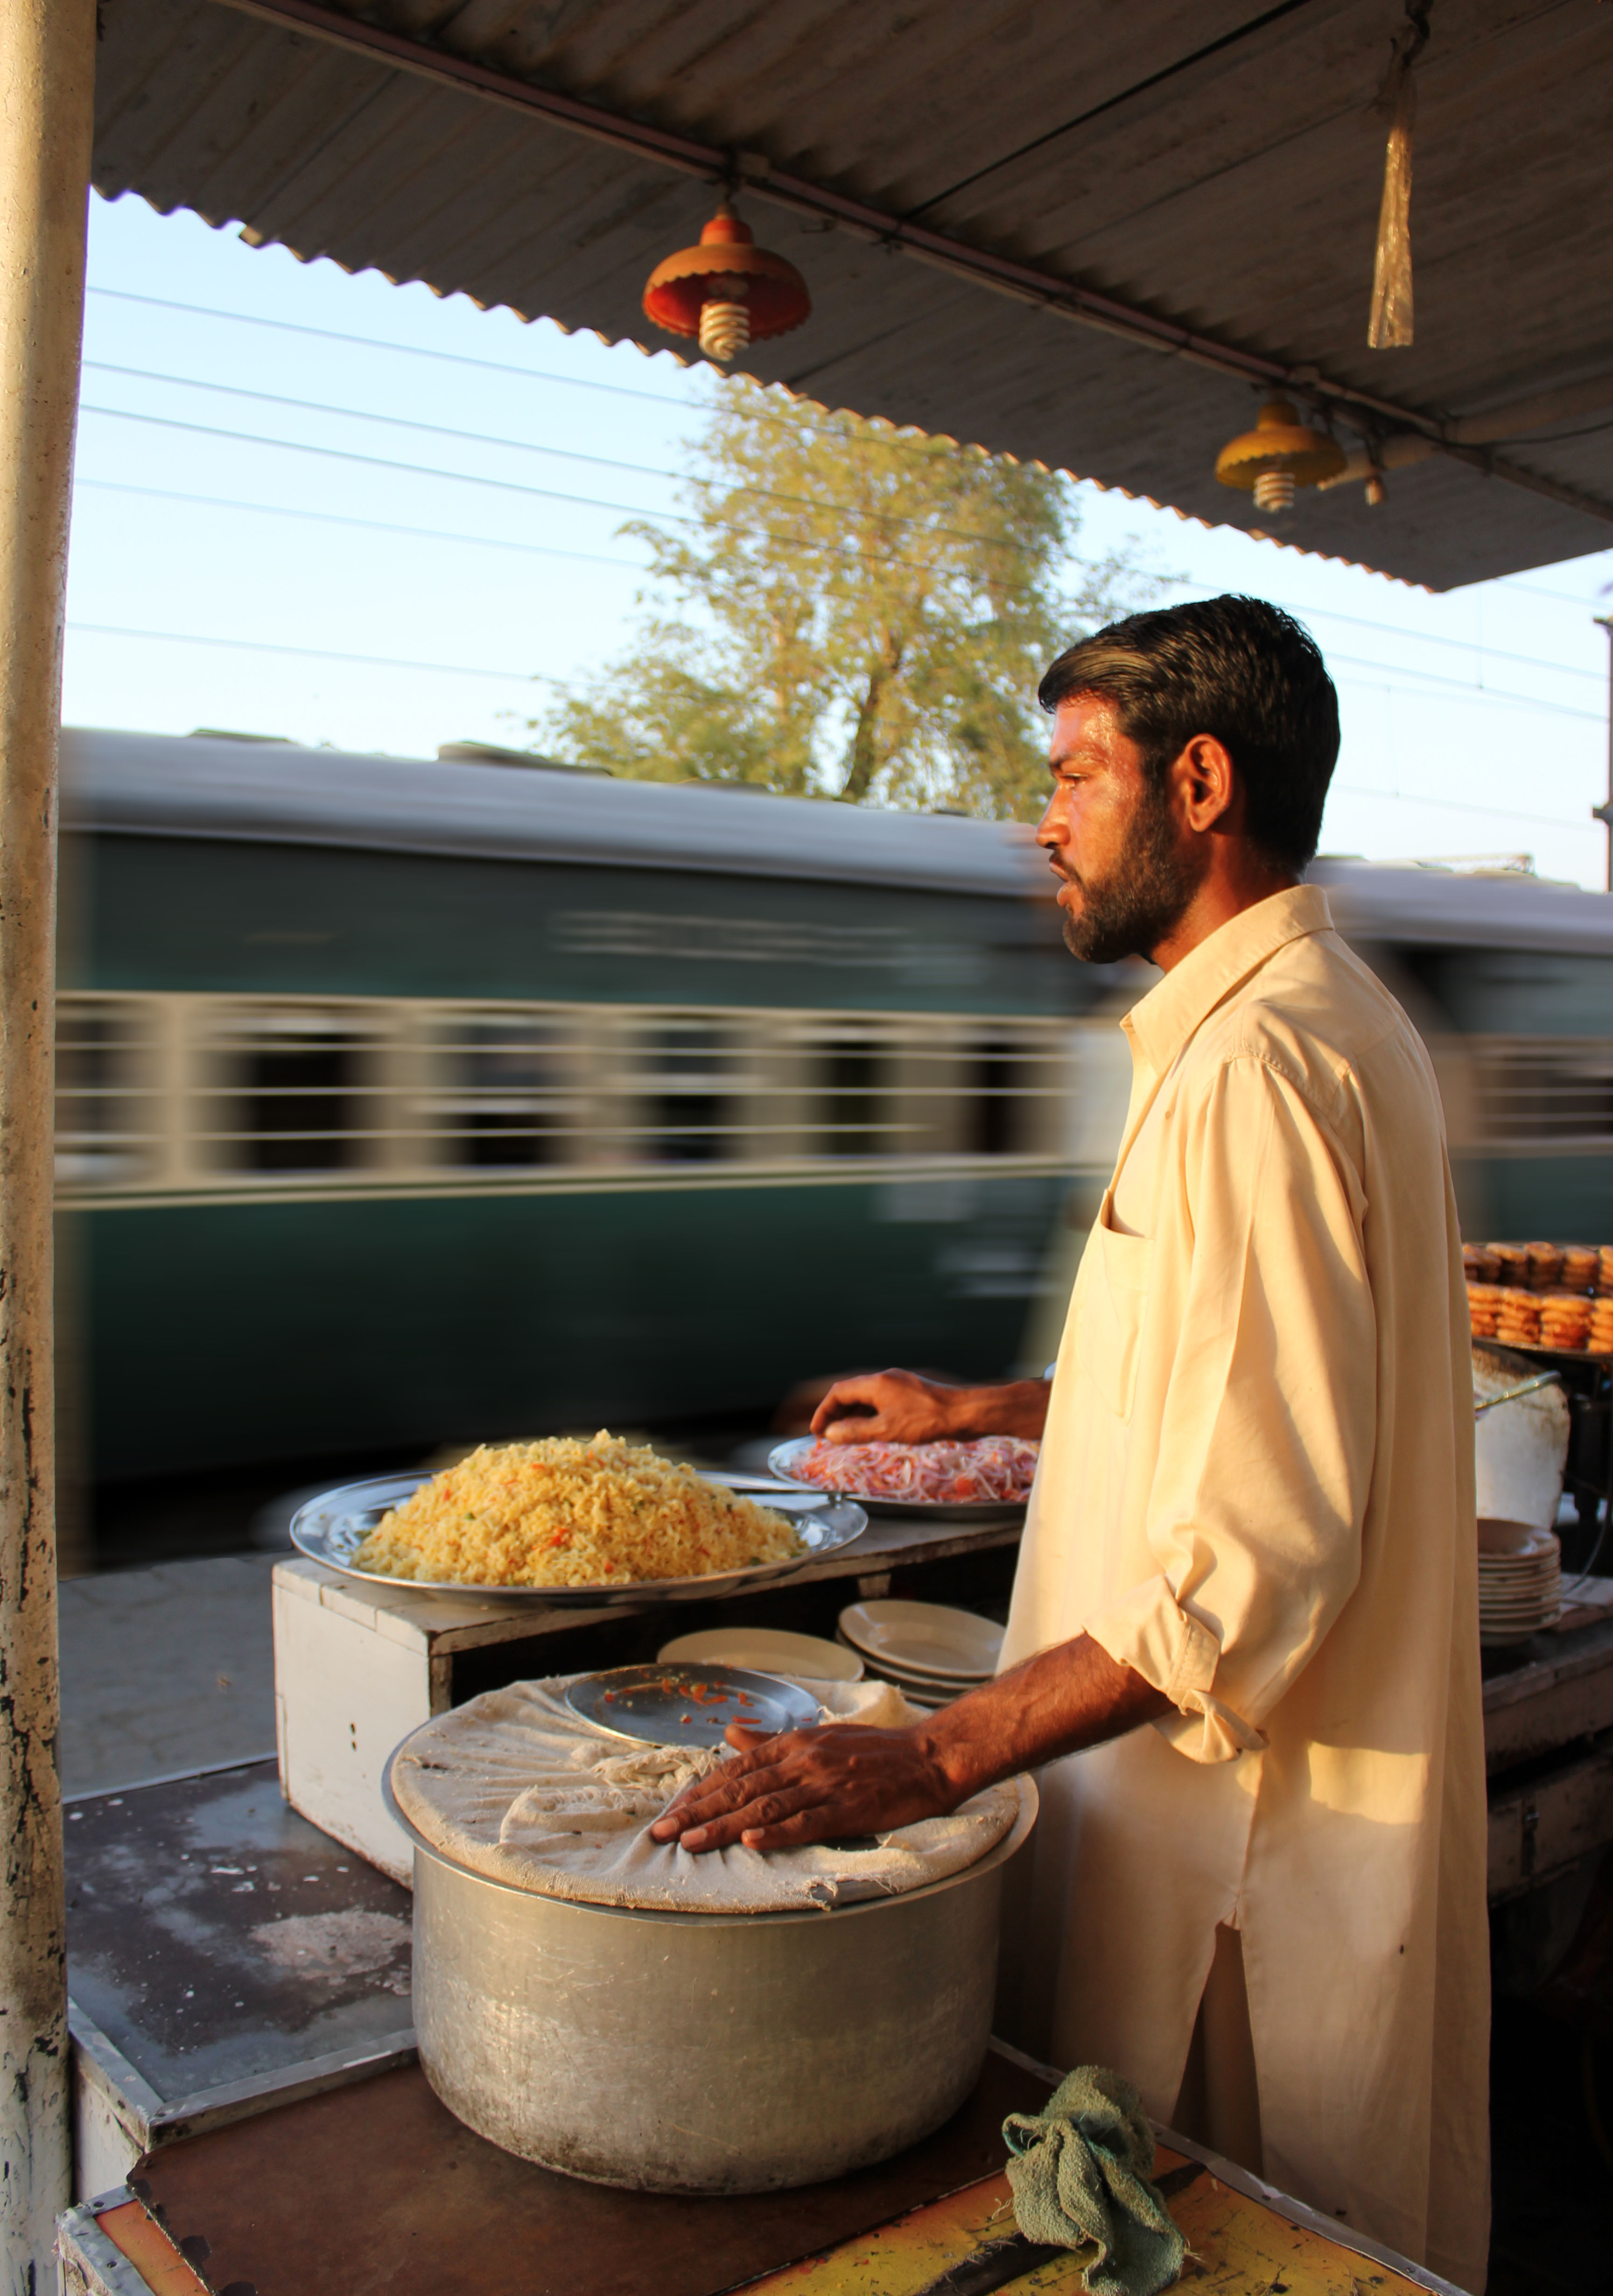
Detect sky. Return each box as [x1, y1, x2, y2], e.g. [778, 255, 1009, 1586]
[64, 191, 1613, 890]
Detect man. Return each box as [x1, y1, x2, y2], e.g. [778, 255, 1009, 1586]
[653, 596, 1488, 2291]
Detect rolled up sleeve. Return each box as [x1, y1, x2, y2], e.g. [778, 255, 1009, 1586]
[1083, 1053, 1377, 1764]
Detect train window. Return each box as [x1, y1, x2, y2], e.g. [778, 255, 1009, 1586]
[428, 1016, 575, 1168]
[635, 1023, 743, 1162]
[197, 1008, 381, 1175]
[55, 999, 153, 1185]
[816, 1032, 892, 1156]
[1471, 1036, 1613, 1150]
[970, 1036, 1028, 1156]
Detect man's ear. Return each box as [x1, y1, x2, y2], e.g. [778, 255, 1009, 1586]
[1179, 734, 1237, 833]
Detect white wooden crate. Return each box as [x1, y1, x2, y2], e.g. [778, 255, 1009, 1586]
[273, 1559, 627, 1881]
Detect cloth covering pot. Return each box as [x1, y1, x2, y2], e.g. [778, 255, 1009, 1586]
[390, 1672, 1021, 1913]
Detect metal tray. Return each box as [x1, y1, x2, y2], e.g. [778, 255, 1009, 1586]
[564, 1662, 822, 1746]
[290, 1471, 866, 1605]
[766, 1437, 1030, 1523]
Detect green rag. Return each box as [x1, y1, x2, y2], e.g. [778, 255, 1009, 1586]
[1002, 2065, 1185, 2296]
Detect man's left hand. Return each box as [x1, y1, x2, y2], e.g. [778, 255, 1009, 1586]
[648, 1721, 953, 1852]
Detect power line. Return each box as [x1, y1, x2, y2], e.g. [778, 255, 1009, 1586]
[85, 286, 703, 414]
[1328, 781, 1594, 833]
[61, 616, 1602, 834]
[83, 373, 1611, 686]
[83, 286, 945, 454]
[75, 477, 645, 574]
[66, 620, 561, 685]
[82, 359, 1035, 548]
[71, 427, 1608, 719]
[1324, 651, 1602, 722]
[76, 403, 1068, 588]
[1163, 582, 1606, 685]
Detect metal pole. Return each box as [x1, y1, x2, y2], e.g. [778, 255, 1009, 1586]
[0, 2, 94, 2281]
[1594, 616, 1613, 893]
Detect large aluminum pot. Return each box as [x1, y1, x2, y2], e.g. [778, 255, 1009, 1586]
[387, 1770, 1036, 2195]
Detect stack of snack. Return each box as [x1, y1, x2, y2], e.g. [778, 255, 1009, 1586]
[1467, 1283, 1502, 1340]
[1562, 1246, 1601, 1293]
[1494, 1289, 1543, 1348]
[1466, 1239, 1613, 1351]
[1540, 1291, 1592, 1350]
[1524, 1241, 1564, 1291]
[1492, 1242, 1529, 1288]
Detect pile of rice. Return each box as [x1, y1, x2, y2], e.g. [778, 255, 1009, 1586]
[353, 1432, 801, 1589]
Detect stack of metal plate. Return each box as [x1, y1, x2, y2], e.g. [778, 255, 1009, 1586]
[1478, 1521, 1562, 1646]
[836, 1600, 1003, 1709]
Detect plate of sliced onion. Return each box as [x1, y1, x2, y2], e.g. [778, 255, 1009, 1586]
[767, 1433, 1038, 1520]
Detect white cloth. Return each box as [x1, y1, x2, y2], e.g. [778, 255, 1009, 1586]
[392, 1673, 1025, 1914]
[999, 886, 1489, 2292]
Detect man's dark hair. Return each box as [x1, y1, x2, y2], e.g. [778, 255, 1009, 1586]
[1038, 595, 1340, 871]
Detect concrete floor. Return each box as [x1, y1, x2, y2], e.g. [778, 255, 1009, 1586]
[58, 1554, 278, 1796]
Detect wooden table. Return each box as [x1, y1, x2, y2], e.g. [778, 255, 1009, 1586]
[57, 2042, 1465, 2296]
[1483, 1611, 1613, 1899]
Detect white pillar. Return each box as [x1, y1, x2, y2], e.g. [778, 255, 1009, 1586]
[0, 1, 94, 2279]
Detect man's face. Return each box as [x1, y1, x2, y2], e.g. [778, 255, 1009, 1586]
[1035, 694, 1207, 966]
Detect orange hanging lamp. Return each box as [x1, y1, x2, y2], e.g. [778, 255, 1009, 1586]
[643, 198, 811, 364]
[1214, 399, 1345, 516]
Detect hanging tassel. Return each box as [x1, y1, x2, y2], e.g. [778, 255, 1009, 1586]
[1368, 2, 1432, 349]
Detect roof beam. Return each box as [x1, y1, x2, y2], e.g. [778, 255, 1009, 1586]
[215, 0, 1613, 532]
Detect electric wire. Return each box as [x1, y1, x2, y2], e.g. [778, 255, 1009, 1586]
[75, 477, 645, 574]
[85, 286, 704, 413]
[63, 610, 1604, 732]
[61, 618, 1598, 829]
[66, 620, 563, 686]
[84, 286, 940, 450]
[77, 403, 1063, 585]
[74, 407, 1613, 700]
[79, 375, 1610, 682]
[81, 360, 1034, 547]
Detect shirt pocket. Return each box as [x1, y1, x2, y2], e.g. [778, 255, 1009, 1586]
[1080, 1191, 1154, 1422]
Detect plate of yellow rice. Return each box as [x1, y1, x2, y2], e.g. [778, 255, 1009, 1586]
[289, 1431, 866, 1603]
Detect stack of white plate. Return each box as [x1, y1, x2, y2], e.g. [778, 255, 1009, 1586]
[836, 1599, 1003, 1708]
[1478, 1519, 1562, 1645]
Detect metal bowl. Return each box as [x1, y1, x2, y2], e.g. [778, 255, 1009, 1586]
[291, 1470, 866, 1605]
[386, 1759, 1037, 2193]
[767, 1436, 1030, 1523]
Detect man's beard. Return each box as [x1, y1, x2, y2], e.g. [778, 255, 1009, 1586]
[1059, 783, 1206, 965]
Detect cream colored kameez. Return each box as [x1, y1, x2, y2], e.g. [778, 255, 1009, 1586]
[1000, 885, 1489, 2291]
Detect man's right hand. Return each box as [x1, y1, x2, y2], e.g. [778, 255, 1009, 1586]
[808, 1368, 963, 1444]
[808, 1368, 1051, 1444]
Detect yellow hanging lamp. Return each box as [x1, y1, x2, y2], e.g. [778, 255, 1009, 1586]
[1214, 399, 1346, 515]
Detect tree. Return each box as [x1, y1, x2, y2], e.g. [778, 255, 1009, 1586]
[531, 380, 1161, 819]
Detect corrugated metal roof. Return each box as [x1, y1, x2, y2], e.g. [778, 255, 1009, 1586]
[93, 0, 1613, 589]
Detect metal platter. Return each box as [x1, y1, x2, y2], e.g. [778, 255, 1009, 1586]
[564, 1662, 822, 1747]
[290, 1471, 867, 1605]
[766, 1437, 1030, 1524]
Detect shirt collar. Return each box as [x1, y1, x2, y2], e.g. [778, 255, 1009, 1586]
[1121, 884, 1334, 1077]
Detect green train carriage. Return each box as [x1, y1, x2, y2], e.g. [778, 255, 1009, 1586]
[57, 729, 1613, 1487]
[57, 731, 1111, 1481]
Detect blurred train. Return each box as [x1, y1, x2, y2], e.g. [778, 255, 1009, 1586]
[56, 728, 1613, 1484]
